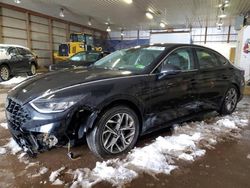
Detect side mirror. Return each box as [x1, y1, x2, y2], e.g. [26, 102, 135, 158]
[158, 64, 181, 80]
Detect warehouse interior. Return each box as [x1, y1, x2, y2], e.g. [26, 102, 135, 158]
[0, 0, 250, 187]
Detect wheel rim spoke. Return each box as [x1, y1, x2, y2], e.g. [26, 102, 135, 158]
[225, 88, 237, 111]
[102, 112, 136, 154]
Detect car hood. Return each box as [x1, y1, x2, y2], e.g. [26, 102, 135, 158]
[8, 67, 133, 104]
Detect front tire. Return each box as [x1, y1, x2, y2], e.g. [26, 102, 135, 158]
[86, 106, 140, 158]
[27, 64, 36, 76]
[0, 65, 10, 81]
[219, 86, 238, 115]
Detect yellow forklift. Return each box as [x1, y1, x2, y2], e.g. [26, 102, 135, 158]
[53, 33, 102, 61]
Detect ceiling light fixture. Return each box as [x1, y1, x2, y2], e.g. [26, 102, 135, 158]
[14, 0, 21, 3]
[145, 11, 154, 19]
[160, 22, 166, 28]
[88, 17, 92, 26]
[218, 8, 227, 18]
[106, 25, 111, 32]
[123, 0, 133, 4]
[59, 8, 65, 18]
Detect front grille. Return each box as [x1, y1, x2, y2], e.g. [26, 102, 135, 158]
[6, 98, 31, 129]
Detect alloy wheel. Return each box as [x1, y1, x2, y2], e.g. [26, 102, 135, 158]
[0, 66, 10, 81]
[225, 88, 237, 112]
[101, 113, 136, 154]
[31, 65, 36, 75]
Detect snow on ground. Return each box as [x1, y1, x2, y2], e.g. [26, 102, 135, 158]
[67, 111, 249, 187]
[0, 76, 28, 86]
[247, 154, 250, 160]
[49, 167, 65, 183]
[0, 123, 8, 129]
[30, 167, 49, 178]
[4, 138, 22, 154]
[0, 147, 6, 155]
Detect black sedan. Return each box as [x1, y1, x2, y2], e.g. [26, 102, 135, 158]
[0, 44, 38, 81]
[49, 51, 108, 71]
[6, 44, 244, 158]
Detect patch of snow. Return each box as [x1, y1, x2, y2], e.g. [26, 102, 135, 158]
[0, 123, 8, 129]
[92, 161, 138, 185]
[247, 154, 250, 160]
[52, 179, 64, 185]
[49, 167, 65, 183]
[25, 162, 39, 169]
[178, 153, 194, 161]
[4, 138, 21, 155]
[39, 167, 49, 175]
[0, 147, 6, 155]
[67, 107, 250, 187]
[0, 76, 28, 86]
[18, 152, 30, 165]
[217, 119, 237, 129]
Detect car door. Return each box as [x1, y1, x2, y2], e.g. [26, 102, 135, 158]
[17, 47, 31, 71]
[194, 48, 230, 110]
[146, 47, 198, 131]
[7, 47, 23, 73]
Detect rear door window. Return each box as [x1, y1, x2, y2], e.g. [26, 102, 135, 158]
[196, 48, 220, 69]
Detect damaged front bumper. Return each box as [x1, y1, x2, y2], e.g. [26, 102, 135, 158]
[5, 97, 85, 157]
[7, 121, 62, 157]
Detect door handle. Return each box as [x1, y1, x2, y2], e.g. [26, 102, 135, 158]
[166, 83, 174, 87]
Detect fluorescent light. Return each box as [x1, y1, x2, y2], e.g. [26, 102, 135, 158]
[146, 11, 154, 19]
[124, 0, 133, 4]
[106, 26, 111, 32]
[59, 8, 65, 18]
[160, 22, 166, 28]
[218, 8, 226, 18]
[218, 13, 226, 18]
[14, 0, 21, 3]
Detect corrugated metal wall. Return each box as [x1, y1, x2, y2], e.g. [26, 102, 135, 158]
[0, 5, 106, 67]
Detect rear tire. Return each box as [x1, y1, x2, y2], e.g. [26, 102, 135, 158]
[27, 64, 36, 76]
[218, 86, 238, 115]
[86, 106, 140, 158]
[0, 65, 10, 81]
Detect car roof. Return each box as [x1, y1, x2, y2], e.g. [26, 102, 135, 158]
[0, 44, 30, 50]
[137, 43, 208, 49]
[132, 43, 226, 58]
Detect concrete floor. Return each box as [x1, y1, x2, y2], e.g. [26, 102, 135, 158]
[0, 83, 249, 188]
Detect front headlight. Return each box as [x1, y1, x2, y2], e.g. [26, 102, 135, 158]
[30, 95, 82, 113]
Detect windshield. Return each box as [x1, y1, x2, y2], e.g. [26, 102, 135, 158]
[69, 51, 100, 62]
[94, 46, 166, 73]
